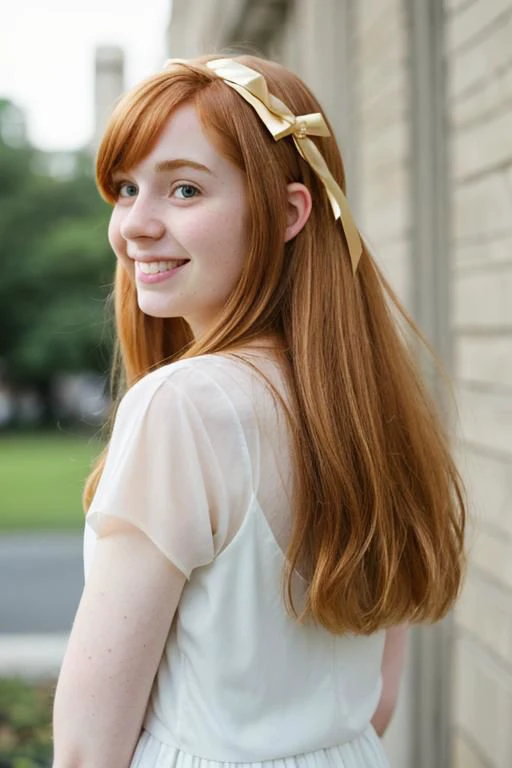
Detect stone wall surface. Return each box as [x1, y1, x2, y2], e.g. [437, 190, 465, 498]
[168, 1, 512, 765]
[348, 4, 413, 765]
[349, 0, 411, 305]
[447, 1, 512, 766]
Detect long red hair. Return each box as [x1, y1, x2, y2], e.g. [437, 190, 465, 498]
[84, 55, 466, 634]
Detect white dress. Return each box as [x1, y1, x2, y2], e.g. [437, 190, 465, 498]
[83, 352, 389, 768]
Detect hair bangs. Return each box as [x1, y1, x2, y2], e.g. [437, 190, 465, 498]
[95, 67, 215, 204]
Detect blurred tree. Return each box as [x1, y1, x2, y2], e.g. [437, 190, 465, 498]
[0, 110, 115, 422]
[0, 97, 28, 148]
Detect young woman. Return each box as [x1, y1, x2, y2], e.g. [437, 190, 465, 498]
[52, 55, 466, 768]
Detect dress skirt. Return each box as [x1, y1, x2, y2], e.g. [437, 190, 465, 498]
[129, 725, 390, 768]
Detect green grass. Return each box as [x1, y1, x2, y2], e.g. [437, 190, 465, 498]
[0, 676, 54, 767]
[0, 433, 103, 532]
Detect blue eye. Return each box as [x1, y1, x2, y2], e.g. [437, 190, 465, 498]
[174, 184, 199, 200]
[112, 181, 199, 201]
[116, 182, 137, 198]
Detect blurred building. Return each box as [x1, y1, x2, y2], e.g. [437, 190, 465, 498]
[169, 1, 512, 767]
[26, 46, 125, 178]
[92, 45, 125, 152]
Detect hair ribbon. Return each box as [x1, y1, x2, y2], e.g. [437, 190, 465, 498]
[164, 57, 362, 274]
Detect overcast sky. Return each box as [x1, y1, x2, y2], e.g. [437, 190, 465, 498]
[0, 0, 171, 151]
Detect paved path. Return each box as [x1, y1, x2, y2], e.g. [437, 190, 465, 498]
[0, 633, 68, 678]
[0, 533, 83, 634]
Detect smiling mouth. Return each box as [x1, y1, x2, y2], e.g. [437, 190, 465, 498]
[135, 259, 190, 284]
[136, 259, 189, 275]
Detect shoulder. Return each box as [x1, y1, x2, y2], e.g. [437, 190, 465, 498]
[117, 355, 257, 437]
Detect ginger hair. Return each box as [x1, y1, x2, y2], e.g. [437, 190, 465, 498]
[84, 54, 466, 634]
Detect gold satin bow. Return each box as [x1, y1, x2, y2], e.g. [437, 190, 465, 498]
[163, 57, 362, 274]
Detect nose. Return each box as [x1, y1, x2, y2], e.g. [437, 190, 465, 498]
[119, 196, 166, 242]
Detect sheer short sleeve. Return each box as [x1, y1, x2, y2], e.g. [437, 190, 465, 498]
[86, 366, 253, 578]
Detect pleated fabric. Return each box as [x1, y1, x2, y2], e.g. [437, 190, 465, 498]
[129, 725, 389, 768]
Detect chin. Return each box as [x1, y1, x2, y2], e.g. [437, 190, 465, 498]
[137, 298, 182, 319]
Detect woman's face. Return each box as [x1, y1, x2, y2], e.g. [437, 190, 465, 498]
[108, 103, 250, 338]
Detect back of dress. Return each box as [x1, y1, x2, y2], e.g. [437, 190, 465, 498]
[83, 353, 388, 767]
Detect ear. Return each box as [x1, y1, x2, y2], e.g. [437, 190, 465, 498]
[284, 182, 312, 243]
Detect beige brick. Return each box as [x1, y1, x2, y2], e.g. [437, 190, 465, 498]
[450, 83, 495, 128]
[446, 0, 512, 52]
[378, 259, 409, 304]
[449, 14, 512, 99]
[361, 152, 408, 192]
[355, 0, 391, 37]
[453, 234, 512, 268]
[353, 0, 410, 268]
[453, 102, 512, 179]
[372, 237, 410, 259]
[361, 166, 409, 207]
[457, 444, 512, 536]
[169, 0, 244, 57]
[355, 0, 407, 110]
[357, 14, 406, 68]
[360, 153, 408, 183]
[366, 159, 409, 189]
[352, 1, 512, 766]
[366, 241, 411, 305]
[452, 731, 491, 768]
[471, 526, 512, 588]
[356, 0, 404, 52]
[456, 335, 512, 389]
[449, 40, 488, 98]
[359, 65, 408, 114]
[364, 120, 409, 166]
[456, 570, 512, 662]
[359, 193, 409, 242]
[366, 246, 412, 319]
[453, 266, 512, 327]
[453, 634, 512, 764]
[358, 46, 407, 101]
[369, 237, 411, 297]
[455, 382, 512, 454]
[482, 18, 512, 73]
[445, 0, 476, 11]
[453, 172, 512, 240]
[359, 81, 407, 130]
[451, 62, 512, 128]
[500, 65, 512, 106]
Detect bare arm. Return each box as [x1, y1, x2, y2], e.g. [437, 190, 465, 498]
[371, 623, 408, 737]
[52, 518, 186, 768]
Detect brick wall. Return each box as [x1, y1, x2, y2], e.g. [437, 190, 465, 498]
[350, 0, 411, 307]
[447, 0, 512, 765]
[168, 1, 512, 763]
[349, 2, 413, 765]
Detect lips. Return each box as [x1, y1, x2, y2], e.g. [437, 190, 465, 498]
[136, 259, 189, 275]
[135, 259, 190, 284]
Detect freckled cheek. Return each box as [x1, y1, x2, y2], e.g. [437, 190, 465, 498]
[182, 210, 247, 257]
[210, 216, 249, 288]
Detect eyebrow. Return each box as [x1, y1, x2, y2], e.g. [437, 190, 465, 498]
[113, 159, 213, 177]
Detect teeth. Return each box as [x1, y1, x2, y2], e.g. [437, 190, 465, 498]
[137, 260, 186, 274]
